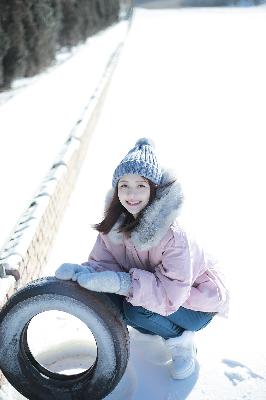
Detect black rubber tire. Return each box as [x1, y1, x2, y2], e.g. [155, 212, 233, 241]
[0, 277, 129, 400]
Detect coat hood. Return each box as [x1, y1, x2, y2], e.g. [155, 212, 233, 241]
[106, 169, 183, 251]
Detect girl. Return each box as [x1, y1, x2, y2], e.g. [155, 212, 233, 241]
[55, 138, 229, 380]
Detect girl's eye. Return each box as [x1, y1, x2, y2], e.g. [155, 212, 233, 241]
[119, 184, 127, 188]
[138, 184, 146, 188]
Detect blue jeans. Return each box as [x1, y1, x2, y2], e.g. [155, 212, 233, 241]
[106, 294, 216, 340]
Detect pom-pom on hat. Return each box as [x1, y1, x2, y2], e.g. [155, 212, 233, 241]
[112, 138, 162, 187]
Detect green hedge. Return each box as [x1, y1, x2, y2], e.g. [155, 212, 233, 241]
[0, 0, 120, 89]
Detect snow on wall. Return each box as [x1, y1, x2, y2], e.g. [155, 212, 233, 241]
[0, 19, 130, 301]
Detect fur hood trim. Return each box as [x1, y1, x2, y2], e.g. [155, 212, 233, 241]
[106, 169, 183, 251]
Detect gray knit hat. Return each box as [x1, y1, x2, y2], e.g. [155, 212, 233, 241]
[112, 138, 162, 187]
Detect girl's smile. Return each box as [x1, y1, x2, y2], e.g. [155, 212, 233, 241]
[126, 200, 141, 205]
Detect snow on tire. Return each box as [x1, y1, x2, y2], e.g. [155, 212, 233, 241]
[0, 277, 129, 400]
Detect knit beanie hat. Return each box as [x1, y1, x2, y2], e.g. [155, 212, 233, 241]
[112, 138, 162, 187]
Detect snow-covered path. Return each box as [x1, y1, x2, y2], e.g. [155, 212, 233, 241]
[7, 4, 266, 399]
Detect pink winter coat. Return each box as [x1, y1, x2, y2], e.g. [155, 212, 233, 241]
[83, 171, 229, 317]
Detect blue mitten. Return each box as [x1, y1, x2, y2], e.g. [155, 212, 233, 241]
[55, 263, 95, 281]
[77, 271, 132, 296]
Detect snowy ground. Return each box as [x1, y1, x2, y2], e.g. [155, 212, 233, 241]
[2, 3, 266, 399]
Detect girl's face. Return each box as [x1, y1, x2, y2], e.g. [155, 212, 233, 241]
[118, 174, 151, 218]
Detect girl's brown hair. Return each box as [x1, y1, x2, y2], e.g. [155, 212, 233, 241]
[94, 177, 176, 235]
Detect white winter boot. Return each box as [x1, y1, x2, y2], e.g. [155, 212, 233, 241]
[165, 331, 197, 379]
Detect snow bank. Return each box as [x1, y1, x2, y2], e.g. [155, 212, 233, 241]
[0, 20, 129, 249]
